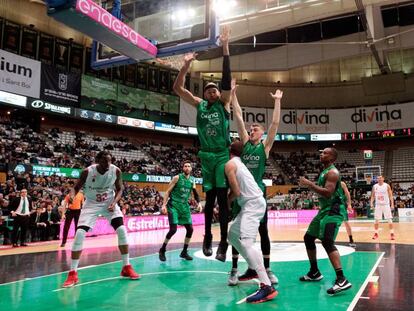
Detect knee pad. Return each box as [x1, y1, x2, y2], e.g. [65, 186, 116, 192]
[111, 217, 124, 231]
[72, 228, 87, 251]
[304, 233, 316, 250]
[116, 225, 128, 246]
[321, 239, 337, 254]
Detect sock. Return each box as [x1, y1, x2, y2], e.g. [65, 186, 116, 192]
[349, 235, 354, 243]
[161, 238, 169, 251]
[70, 259, 80, 271]
[122, 253, 129, 266]
[390, 229, 394, 234]
[310, 259, 318, 273]
[374, 229, 379, 234]
[263, 256, 270, 269]
[182, 237, 191, 252]
[232, 255, 239, 269]
[335, 268, 344, 279]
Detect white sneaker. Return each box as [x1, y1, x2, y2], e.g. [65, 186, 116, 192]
[327, 278, 352, 295]
[228, 268, 238, 286]
[266, 268, 279, 284]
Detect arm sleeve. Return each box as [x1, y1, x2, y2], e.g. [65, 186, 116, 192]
[221, 55, 231, 91]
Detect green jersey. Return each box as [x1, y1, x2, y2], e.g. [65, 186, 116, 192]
[170, 174, 194, 205]
[317, 164, 345, 212]
[241, 141, 266, 192]
[196, 99, 230, 151]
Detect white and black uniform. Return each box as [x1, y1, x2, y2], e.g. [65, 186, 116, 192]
[227, 157, 270, 286]
[373, 182, 392, 220]
[229, 156, 266, 240]
[78, 164, 123, 228]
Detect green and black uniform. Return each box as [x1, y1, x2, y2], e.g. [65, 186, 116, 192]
[168, 174, 195, 225]
[306, 165, 347, 240]
[232, 141, 266, 219]
[197, 99, 230, 192]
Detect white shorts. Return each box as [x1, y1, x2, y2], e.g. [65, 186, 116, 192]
[374, 204, 393, 220]
[229, 197, 266, 240]
[78, 199, 123, 229]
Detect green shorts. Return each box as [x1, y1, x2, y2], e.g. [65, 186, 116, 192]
[306, 209, 344, 240]
[198, 149, 229, 192]
[167, 201, 192, 225]
[343, 211, 349, 222]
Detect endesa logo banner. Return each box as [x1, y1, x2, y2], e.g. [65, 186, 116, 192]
[75, 0, 157, 56]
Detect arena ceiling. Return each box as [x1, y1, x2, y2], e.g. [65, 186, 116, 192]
[1, 0, 414, 85]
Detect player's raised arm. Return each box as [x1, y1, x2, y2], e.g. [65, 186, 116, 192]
[173, 52, 202, 107]
[230, 79, 249, 144]
[263, 90, 282, 157]
[218, 25, 232, 112]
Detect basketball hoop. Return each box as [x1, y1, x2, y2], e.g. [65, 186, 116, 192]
[156, 55, 186, 71]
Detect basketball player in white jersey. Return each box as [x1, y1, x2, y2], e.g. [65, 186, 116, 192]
[225, 141, 277, 303]
[370, 175, 395, 240]
[62, 151, 139, 287]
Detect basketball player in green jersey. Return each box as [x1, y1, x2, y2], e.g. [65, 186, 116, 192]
[341, 181, 356, 247]
[159, 161, 201, 261]
[173, 26, 232, 262]
[298, 148, 352, 295]
[227, 80, 282, 286]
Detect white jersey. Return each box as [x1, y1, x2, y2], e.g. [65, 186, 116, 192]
[231, 157, 263, 205]
[84, 164, 118, 204]
[373, 183, 390, 207]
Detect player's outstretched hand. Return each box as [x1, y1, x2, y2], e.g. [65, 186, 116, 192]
[184, 52, 197, 65]
[270, 89, 283, 100]
[299, 176, 311, 187]
[220, 25, 231, 45]
[161, 205, 167, 215]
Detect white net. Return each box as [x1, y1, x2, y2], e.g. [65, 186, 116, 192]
[156, 55, 186, 71]
[355, 165, 382, 184]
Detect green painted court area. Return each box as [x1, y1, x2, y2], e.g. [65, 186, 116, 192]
[0, 249, 382, 311]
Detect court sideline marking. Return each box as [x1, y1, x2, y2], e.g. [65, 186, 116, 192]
[52, 270, 228, 292]
[347, 252, 385, 311]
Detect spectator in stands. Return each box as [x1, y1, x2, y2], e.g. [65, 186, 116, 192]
[43, 203, 61, 240]
[30, 206, 47, 241]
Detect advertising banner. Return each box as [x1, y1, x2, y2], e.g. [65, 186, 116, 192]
[75, 108, 116, 124]
[40, 64, 81, 106]
[21, 26, 38, 59]
[0, 90, 27, 107]
[117, 116, 154, 129]
[32, 165, 82, 178]
[0, 49, 41, 98]
[27, 98, 74, 116]
[2, 20, 20, 54]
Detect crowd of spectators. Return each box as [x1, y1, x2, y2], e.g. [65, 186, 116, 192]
[272, 151, 355, 185]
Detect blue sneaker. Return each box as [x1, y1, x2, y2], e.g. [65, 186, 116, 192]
[246, 283, 278, 304]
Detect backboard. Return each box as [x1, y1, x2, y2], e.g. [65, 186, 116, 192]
[91, 0, 219, 69]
